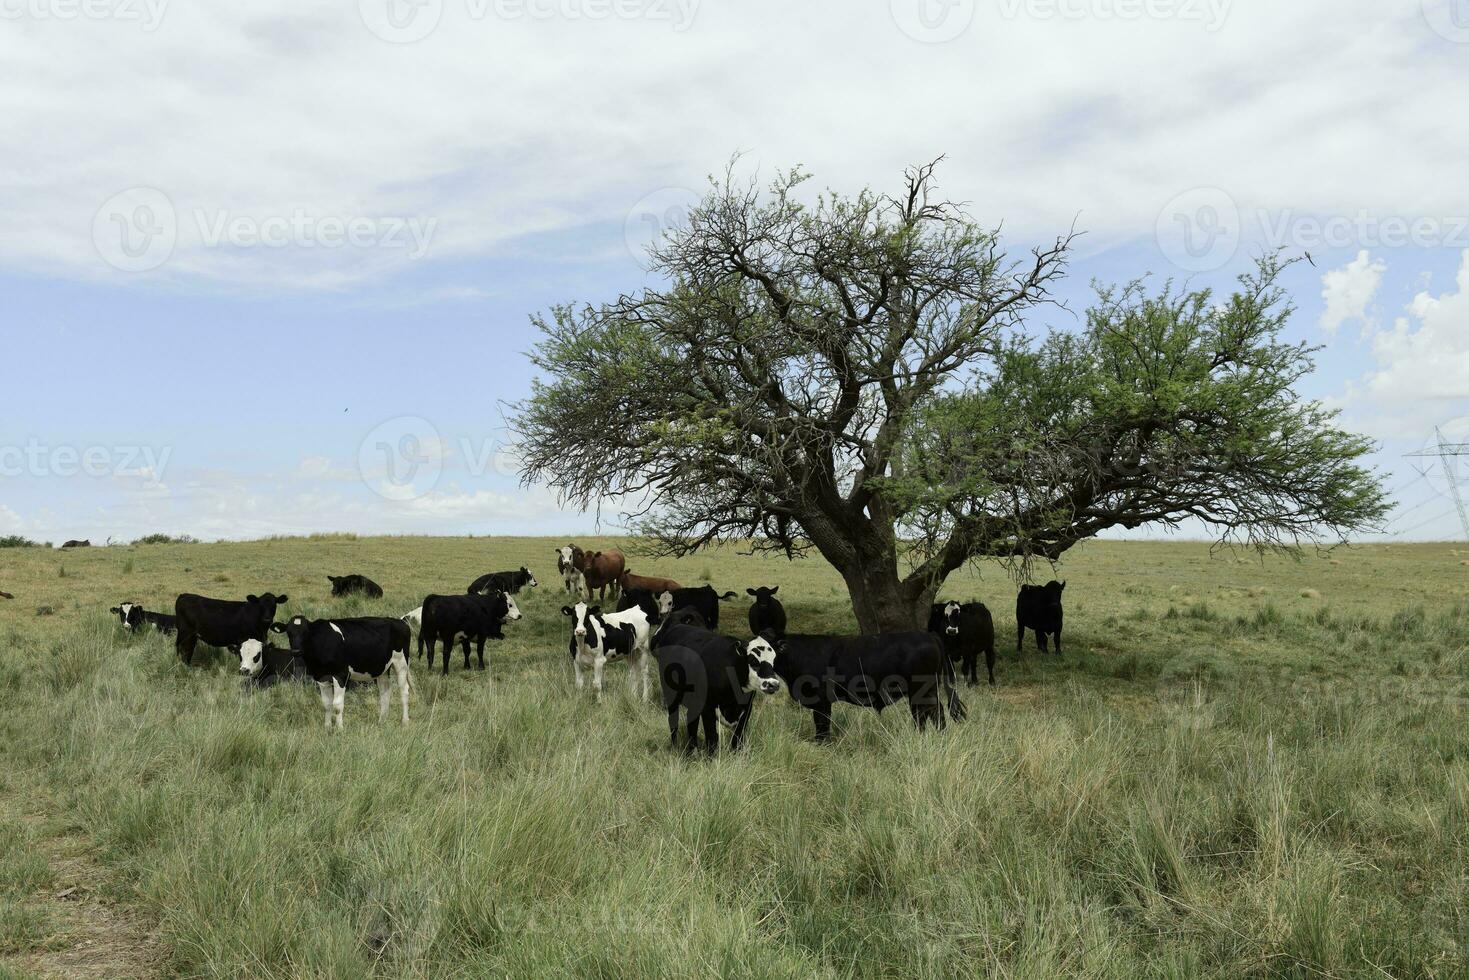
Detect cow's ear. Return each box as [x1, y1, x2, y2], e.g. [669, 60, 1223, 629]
[226, 644, 240, 655]
[246, 594, 259, 603]
[269, 623, 286, 633]
[746, 588, 757, 596]
[277, 594, 288, 604]
[769, 586, 779, 595]
[109, 606, 119, 614]
[1059, 581, 1066, 591]
[589, 605, 601, 615]
[561, 606, 573, 617]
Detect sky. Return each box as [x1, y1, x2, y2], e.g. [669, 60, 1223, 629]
[1, 0, 1467, 544]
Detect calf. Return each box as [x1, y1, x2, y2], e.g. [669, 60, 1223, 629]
[619, 570, 682, 595]
[418, 591, 521, 676]
[245, 615, 413, 728]
[769, 631, 966, 742]
[328, 574, 384, 598]
[578, 549, 625, 601]
[928, 600, 996, 686]
[61, 539, 90, 549]
[467, 567, 538, 595]
[236, 641, 308, 689]
[561, 601, 654, 702]
[556, 545, 586, 598]
[109, 602, 177, 635]
[746, 586, 787, 638]
[653, 624, 782, 755]
[1016, 581, 1065, 655]
[174, 592, 288, 664]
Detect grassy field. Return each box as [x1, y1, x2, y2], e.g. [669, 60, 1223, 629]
[0, 536, 1465, 978]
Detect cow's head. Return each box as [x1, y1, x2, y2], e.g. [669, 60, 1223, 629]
[246, 593, 289, 621]
[501, 592, 522, 623]
[745, 634, 783, 695]
[940, 600, 962, 635]
[269, 614, 312, 654]
[236, 638, 266, 677]
[562, 602, 600, 648]
[109, 602, 142, 630]
[520, 566, 538, 588]
[747, 586, 779, 606]
[656, 590, 675, 617]
[556, 546, 572, 572]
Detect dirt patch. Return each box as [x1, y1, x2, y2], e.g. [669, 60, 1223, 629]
[0, 806, 162, 980]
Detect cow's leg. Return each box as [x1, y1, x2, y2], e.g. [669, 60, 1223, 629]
[476, 637, 487, 670]
[1036, 631, 1048, 653]
[593, 657, 605, 702]
[1017, 623, 1025, 653]
[460, 636, 472, 672]
[332, 676, 346, 730]
[176, 627, 197, 665]
[377, 673, 391, 721]
[667, 707, 681, 749]
[393, 651, 412, 723]
[317, 680, 334, 730]
[424, 634, 435, 670]
[685, 714, 700, 755]
[812, 704, 833, 743]
[574, 658, 585, 690]
[1054, 628, 1062, 656]
[702, 709, 718, 756]
[985, 644, 996, 686]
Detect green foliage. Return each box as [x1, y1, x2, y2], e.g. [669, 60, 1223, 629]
[132, 534, 200, 545]
[0, 537, 45, 549]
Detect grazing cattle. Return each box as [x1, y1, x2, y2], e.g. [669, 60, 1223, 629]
[747, 586, 787, 638]
[174, 593, 288, 665]
[418, 592, 521, 675]
[236, 641, 308, 689]
[769, 631, 965, 742]
[328, 574, 384, 599]
[561, 601, 654, 701]
[652, 624, 782, 755]
[1017, 581, 1066, 655]
[619, 570, 683, 596]
[61, 539, 90, 549]
[109, 602, 177, 635]
[556, 545, 586, 597]
[577, 549, 626, 601]
[928, 600, 996, 686]
[467, 566, 538, 595]
[247, 615, 413, 728]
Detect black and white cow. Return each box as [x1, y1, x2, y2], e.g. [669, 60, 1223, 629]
[109, 602, 177, 635]
[467, 567, 538, 596]
[746, 586, 787, 638]
[242, 615, 413, 729]
[174, 593, 288, 664]
[561, 601, 654, 702]
[658, 585, 738, 629]
[556, 545, 585, 598]
[928, 600, 996, 686]
[652, 624, 782, 755]
[616, 587, 664, 624]
[769, 631, 966, 742]
[328, 574, 384, 598]
[235, 641, 309, 689]
[1016, 581, 1065, 655]
[418, 591, 521, 676]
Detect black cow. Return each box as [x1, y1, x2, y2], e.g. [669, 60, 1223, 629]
[328, 574, 383, 599]
[0, 591, 12, 600]
[61, 539, 90, 549]
[655, 586, 737, 630]
[928, 600, 996, 686]
[1017, 581, 1065, 655]
[109, 602, 177, 635]
[653, 624, 782, 755]
[746, 586, 787, 637]
[244, 615, 413, 728]
[174, 593, 288, 664]
[769, 631, 966, 742]
[658, 606, 709, 632]
[467, 567, 538, 596]
[418, 591, 521, 675]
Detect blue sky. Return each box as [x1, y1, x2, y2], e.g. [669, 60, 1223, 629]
[2, 0, 1467, 543]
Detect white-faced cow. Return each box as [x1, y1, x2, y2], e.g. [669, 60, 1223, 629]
[328, 574, 383, 598]
[174, 593, 288, 665]
[246, 615, 413, 729]
[1016, 581, 1065, 655]
[556, 545, 586, 598]
[418, 592, 521, 676]
[767, 631, 966, 742]
[928, 600, 996, 686]
[652, 623, 782, 754]
[746, 586, 786, 638]
[561, 601, 654, 702]
[467, 567, 538, 595]
[109, 602, 177, 635]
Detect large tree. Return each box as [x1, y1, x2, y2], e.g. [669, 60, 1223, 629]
[513, 163, 1388, 633]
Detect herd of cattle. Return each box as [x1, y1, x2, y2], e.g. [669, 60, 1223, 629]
[100, 544, 1070, 751]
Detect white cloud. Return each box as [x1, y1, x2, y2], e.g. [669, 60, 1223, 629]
[1320, 250, 1385, 335]
[0, 2, 1463, 288]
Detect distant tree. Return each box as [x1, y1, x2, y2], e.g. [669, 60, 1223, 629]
[513, 162, 1388, 633]
[0, 535, 47, 549]
[132, 533, 200, 545]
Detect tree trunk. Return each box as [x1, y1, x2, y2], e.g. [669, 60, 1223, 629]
[839, 559, 929, 635]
